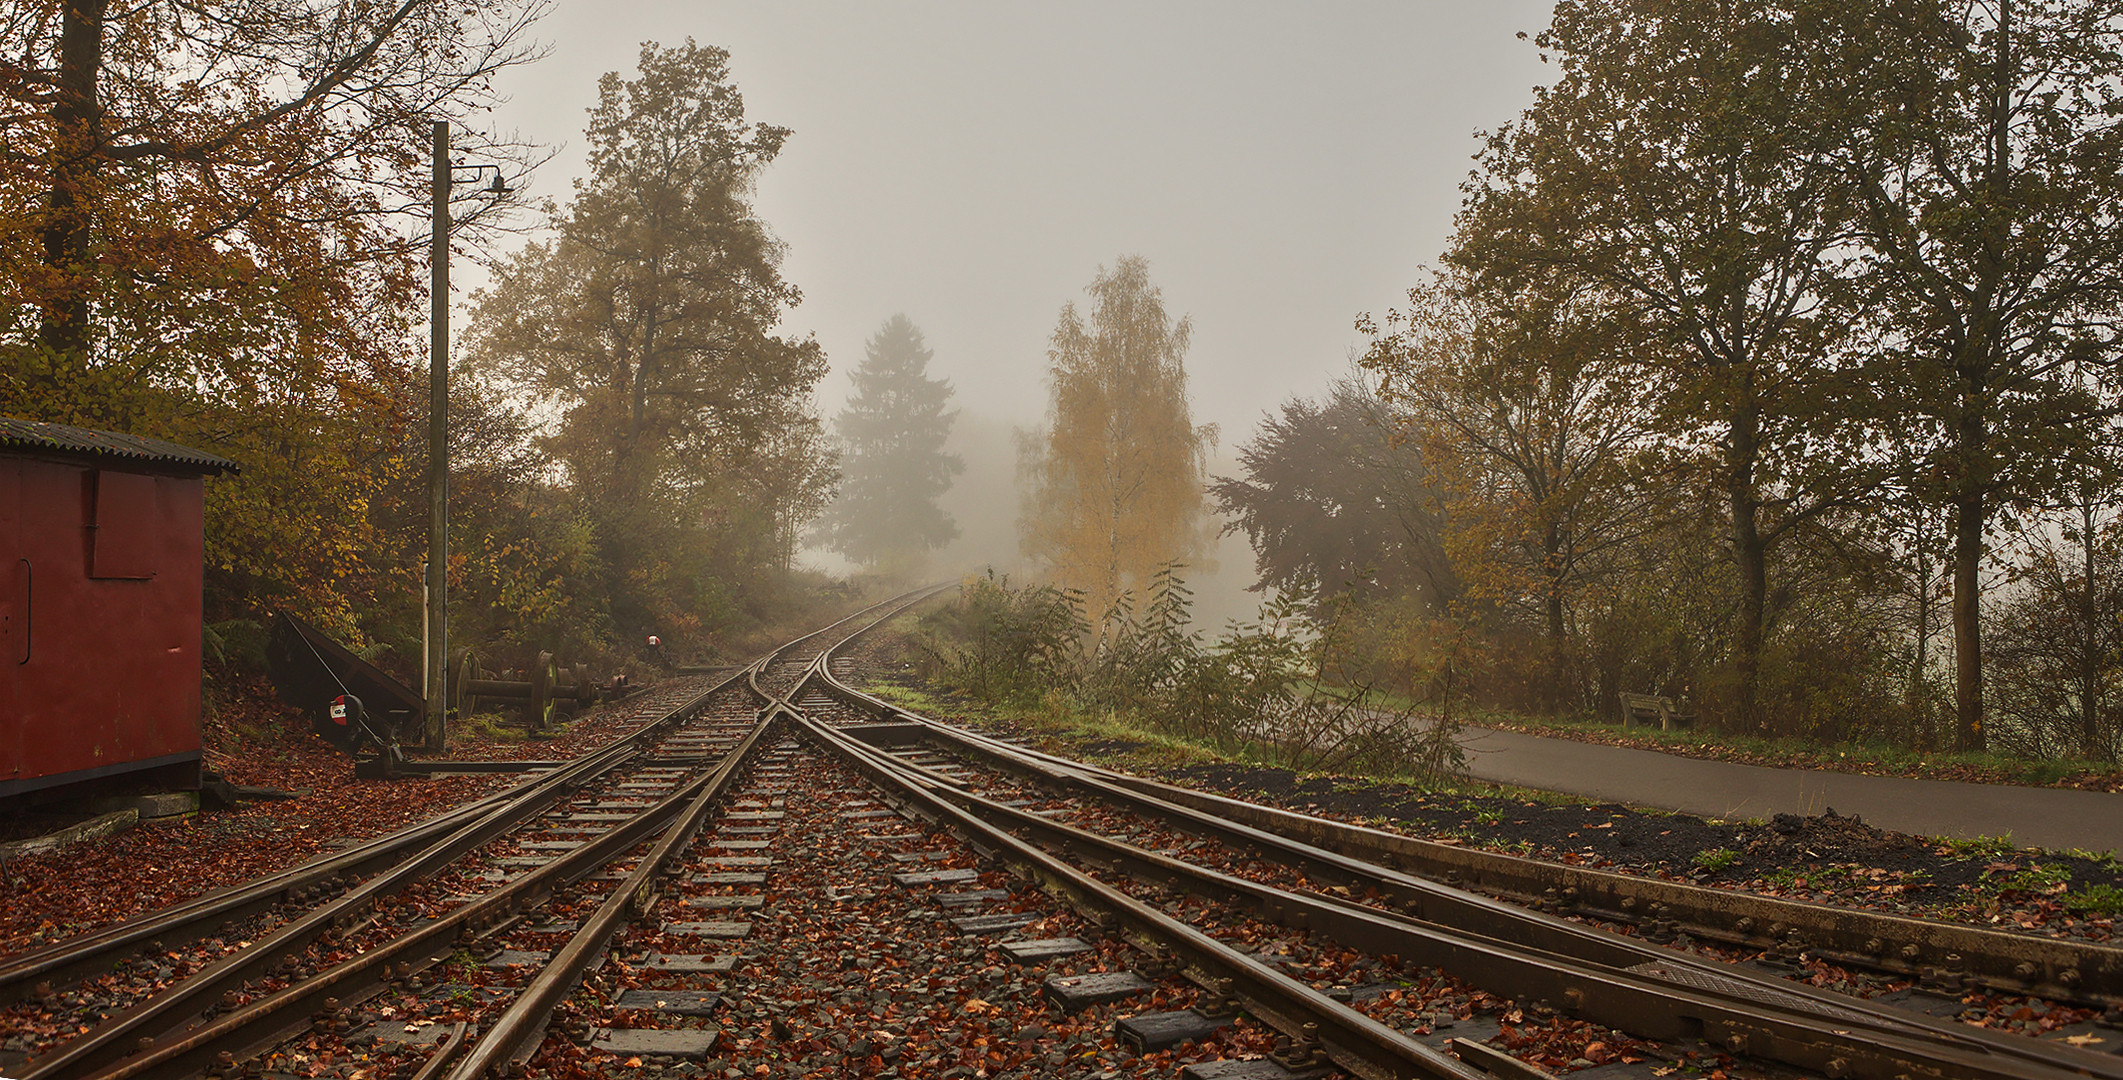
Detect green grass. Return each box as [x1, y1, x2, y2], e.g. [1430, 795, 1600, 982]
[1940, 833, 2017, 859]
[2061, 847, 2121, 868]
[869, 668, 2023, 827]
[443, 949, 482, 981]
[455, 711, 529, 742]
[1983, 861, 2071, 894]
[1692, 847, 1741, 872]
[1489, 709, 2121, 790]
[863, 682, 953, 713]
[870, 681, 1226, 770]
[2063, 883, 2123, 915]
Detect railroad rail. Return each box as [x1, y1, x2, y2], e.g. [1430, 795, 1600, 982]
[7, 587, 942, 1080]
[757, 616, 2123, 1080]
[427, 585, 952, 1080]
[926, 723, 2123, 1009]
[801, 650, 2123, 1010]
[16, 583, 2122, 1080]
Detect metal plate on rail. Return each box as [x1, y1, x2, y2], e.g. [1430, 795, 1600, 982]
[1625, 961, 1919, 1032]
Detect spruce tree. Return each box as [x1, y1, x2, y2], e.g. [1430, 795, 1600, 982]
[817, 315, 964, 570]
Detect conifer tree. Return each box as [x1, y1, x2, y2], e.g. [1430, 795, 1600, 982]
[1022, 256, 1215, 641]
[816, 315, 964, 570]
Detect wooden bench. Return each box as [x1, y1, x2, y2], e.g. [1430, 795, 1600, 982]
[1618, 691, 1693, 731]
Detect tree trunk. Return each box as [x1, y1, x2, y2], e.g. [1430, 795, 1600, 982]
[1950, 459, 1985, 752]
[1908, 512, 1934, 748]
[617, 308, 656, 498]
[1947, 0, 2011, 756]
[2081, 502, 2101, 760]
[1727, 379, 1768, 734]
[1544, 526, 1569, 715]
[40, 0, 109, 367]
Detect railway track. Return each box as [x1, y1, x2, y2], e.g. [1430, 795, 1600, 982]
[797, 659, 2123, 1015]
[11, 586, 2123, 1080]
[0, 588, 942, 1080]
[774, 616, 2123, 1080]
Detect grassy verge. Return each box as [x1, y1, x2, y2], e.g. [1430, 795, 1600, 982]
[863, 682, 1225, 771]
[1470, 711, 2123, 793]
[1315, 675, 2123, 792]
[862, 678, 1569, 804]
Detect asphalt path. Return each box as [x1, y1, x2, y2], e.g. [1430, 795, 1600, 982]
[1456, 725, 2123, 853]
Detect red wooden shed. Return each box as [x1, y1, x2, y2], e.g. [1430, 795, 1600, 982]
[0, 417, 236, 802]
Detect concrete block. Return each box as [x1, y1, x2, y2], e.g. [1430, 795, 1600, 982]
[1043, 971, 1154, 1012]
[1002, 937, 1092, 963]
[592, 1028, 721, 1057]
[615, 989, 721, 1016]
[1116, 1010, 1231, 1053]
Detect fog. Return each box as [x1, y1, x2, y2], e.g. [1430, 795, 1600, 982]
[912, 411, 1262, 629]
[482, 2, 1557, 623]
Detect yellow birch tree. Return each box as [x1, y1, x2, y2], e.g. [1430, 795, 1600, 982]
[1021, 256, 1214, 642]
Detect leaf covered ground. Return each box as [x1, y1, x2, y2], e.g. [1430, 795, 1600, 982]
[0, 675, 692, 961]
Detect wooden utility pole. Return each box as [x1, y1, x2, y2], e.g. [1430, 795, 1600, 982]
[426, 118, 450, 752]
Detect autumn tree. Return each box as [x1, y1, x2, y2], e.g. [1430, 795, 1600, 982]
[470, 40, 832, 628]
[1021, 256, 1214, 640]
[2, 0, 542, 423]
[1449, 0, 1883, 731]
[1210, 373, 1449, 612]
[1836, 0, 2123, 752]
[815, 315, 964, 573]
[0, 0, 544, 637]
[1364, 272, 1661, 711]
[716, 419, 839, 575]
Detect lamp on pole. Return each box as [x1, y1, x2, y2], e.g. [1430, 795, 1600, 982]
[425, 118, 510, 751]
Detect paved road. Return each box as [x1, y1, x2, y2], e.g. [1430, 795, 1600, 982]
[1456, 725, 2123, 853]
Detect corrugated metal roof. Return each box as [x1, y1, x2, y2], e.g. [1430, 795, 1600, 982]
[0, 416, 239, 474]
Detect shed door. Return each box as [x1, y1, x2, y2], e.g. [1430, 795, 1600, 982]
[90, 470, 159, 580]
[0, 459, 19, 783]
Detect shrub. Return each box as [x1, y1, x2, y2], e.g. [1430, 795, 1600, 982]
[914, 572, 1085, 706]
[920, 571, 1469, 785]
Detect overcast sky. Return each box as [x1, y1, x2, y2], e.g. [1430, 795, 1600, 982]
[483, 1, 1557, 440]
